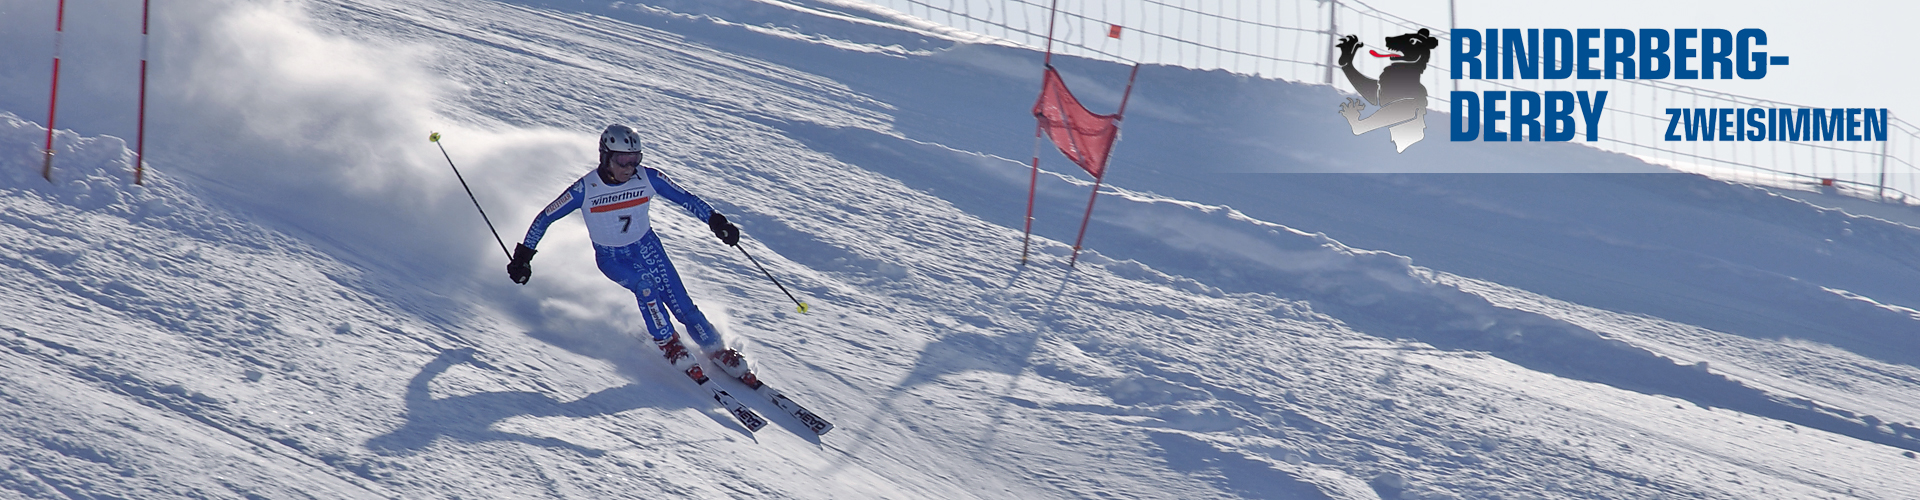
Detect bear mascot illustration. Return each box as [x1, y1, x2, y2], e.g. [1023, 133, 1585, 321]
[1337, 29, 1438, 153]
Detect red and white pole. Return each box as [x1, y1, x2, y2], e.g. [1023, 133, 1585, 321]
[134, 0, 152, 185]
[41, 0, 68, 182]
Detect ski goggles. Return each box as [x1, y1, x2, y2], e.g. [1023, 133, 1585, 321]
[607, 151, 643, 168]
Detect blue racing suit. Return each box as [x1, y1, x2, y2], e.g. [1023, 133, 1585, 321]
[521, 166, 723, 349]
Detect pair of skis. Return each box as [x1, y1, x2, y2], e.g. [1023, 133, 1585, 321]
[655, 334, 834, 436]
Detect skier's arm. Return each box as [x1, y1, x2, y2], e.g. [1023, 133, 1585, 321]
[648, 167, 738, 246]
[508, 180, 583, 285]
[646, 167, 716, 222]
[522, 180, 585, 250]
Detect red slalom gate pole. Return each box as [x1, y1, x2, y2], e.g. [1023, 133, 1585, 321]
[1020, 125, 1042, 265]
[1067, 65, 1138, 268]
[1066, 176, 1102, 267]
[42, 0, 68, 182]
[134, 0, 152, 185]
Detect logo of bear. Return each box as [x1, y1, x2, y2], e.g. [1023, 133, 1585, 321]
[1336, 29, 1438, 153]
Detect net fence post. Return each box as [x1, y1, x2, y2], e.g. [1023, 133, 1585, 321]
[1324, 0, 1338, 85]
[1880, 113, 1892, 202]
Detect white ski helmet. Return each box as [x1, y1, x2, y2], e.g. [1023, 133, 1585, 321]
[599, 124, 643, 154]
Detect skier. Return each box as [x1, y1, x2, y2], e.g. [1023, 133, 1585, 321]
[507, 124, 752, 379]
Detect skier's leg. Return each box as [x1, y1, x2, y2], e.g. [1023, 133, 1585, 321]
[597, 243, 705, 371]
[632, 233, 754, 378]
[634, 232, 723, 350]
[595, 244, 676, 343]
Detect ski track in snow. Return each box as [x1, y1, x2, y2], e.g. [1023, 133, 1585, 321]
[4, 0, 1920, 498]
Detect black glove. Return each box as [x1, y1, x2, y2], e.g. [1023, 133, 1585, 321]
[708, 212, 740, 247]
[507, 243, 537, 284]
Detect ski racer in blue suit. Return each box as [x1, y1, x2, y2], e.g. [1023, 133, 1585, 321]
[507, 124, 751, 377]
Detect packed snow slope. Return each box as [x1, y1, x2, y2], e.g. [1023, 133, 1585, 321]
[4, 0, 1920, 498]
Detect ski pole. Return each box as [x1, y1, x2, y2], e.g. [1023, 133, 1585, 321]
[429, 132, 512, 260]
[735, 243, 809, 313]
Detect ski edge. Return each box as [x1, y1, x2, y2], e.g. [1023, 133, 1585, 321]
[742, 373, 834, 436]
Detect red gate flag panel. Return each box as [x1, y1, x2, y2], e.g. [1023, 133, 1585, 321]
[1032, 66, 1121, 179]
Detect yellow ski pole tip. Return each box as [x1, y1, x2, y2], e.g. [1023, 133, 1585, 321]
[429, 132, 441, 143]
[797, 303, 810, 314]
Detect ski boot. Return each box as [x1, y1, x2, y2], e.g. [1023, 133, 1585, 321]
[707, 348, 757, 384]
[654, 332, 709, 383]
